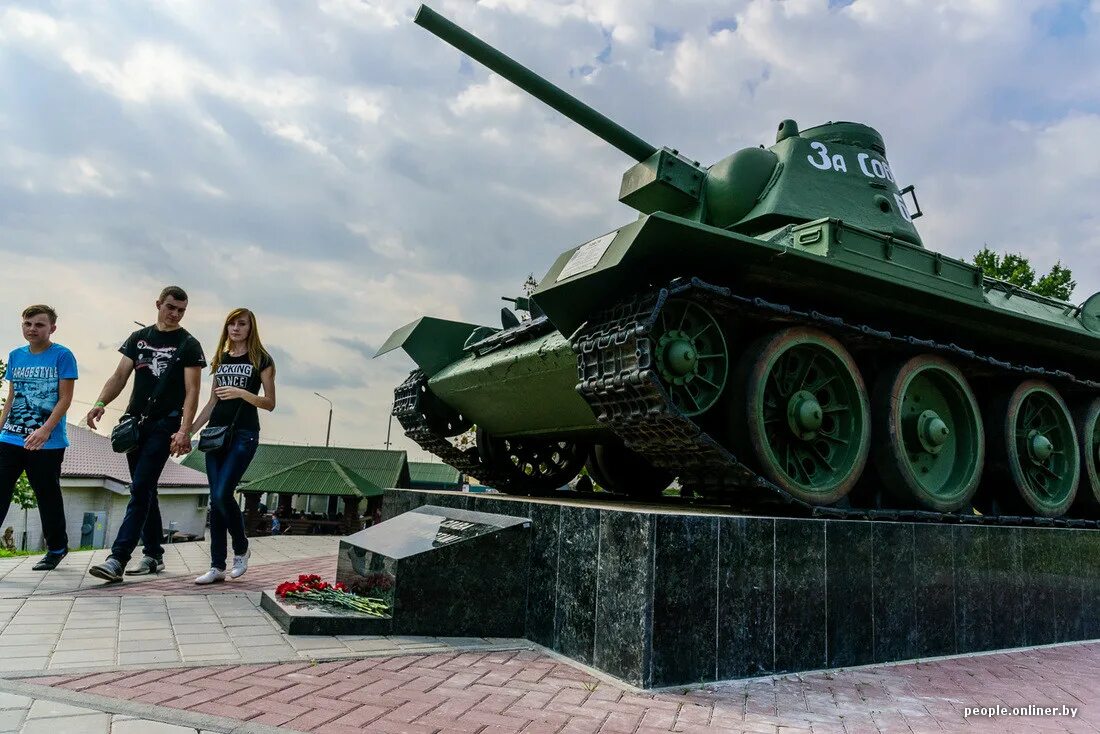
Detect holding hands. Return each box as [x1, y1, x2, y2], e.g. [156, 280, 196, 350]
[170, 431, 191, 456]
[214, 386, 248, 401]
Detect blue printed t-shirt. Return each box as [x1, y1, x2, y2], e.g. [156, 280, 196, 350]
[0, 344, 79, 449]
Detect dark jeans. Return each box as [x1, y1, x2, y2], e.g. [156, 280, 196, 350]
[205, 429, 257, 570]
[110, 415, 179, 565]
[0, 443, 68, 552]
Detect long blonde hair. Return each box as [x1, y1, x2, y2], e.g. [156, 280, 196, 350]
[210, 308, 271, 373]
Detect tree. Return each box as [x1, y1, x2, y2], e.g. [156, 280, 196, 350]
[973, 247, 1076, 301]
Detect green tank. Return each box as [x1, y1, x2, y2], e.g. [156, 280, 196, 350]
[378, 5, 1100, 521]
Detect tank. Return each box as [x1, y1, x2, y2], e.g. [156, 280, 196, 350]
[377, 5, 1100, 523]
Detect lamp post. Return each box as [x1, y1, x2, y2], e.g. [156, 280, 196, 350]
[385, 400, 394, 450]
[314, 392, 333, 447]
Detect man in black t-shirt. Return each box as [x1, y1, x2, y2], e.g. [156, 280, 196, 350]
[84, 286, 206, 583]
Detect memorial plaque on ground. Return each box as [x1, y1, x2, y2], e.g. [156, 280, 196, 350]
[263, 505, 531, 636]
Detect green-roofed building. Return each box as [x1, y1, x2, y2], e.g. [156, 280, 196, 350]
[181, 442, 414, 536]
[237, 459, 386, 534]
[408, 461, 462, 490]
[182, 443, 411, 489]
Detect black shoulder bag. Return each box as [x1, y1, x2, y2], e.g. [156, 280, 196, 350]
[110, 335, 194, 454]
[197, 400, 243, 454]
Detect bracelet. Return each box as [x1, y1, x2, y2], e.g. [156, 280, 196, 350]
[94, 401, 106, 408]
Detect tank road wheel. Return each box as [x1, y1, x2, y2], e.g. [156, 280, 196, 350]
[585, 443, 673, 499]
[1071, 398, 1100, 511]
[475, 427, 586, 494]
[652, 298, 729, 417]
[739, 328, 870, 505]
[872, 356, 984, 512]
[989, 381, 1079, 517]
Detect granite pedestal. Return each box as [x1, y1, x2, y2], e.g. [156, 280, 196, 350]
[379, 488, 1100, 688]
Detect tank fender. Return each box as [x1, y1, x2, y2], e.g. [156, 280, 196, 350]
[374, 316, 492, 378]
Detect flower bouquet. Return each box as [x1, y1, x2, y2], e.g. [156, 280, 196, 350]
[275, 574, 389, 617]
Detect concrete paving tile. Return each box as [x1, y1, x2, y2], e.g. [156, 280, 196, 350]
[27, 699, 97, 719]
[54, 636, 116, 651]
[60, 628, 115, 640]
[50, 650, 116, 665]
[117, 629, 174, 641]
[0, 633, 57, 646]
[0, 645, 54, 658]
[64, 618, 119, 629]
[341, 638, 407, 652]
[116, 620, 167, 631]
[294, 648, 351, 658]
[225, 624, 279, 638]
[230, 635, 288, 648]
[176, 633, 231, 645]
[117, 638, 177, 653]
[0, 693, 30, 709]
[235, 648, 297, 663]
[0, 624, 62, 635]
[286, 635, 345, 650]
[169, 624, 216, 636]
[20, 712, 110, 734]
[0, 707, 26, 731]
[117, 650, 181, 665]
[180, 653, 242, 663]
[178, 644, 236, 657]
[111, 720, 197, 733]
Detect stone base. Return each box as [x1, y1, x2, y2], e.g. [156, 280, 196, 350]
[382, 488, 1100, 689]
[260, 591, 393, 635]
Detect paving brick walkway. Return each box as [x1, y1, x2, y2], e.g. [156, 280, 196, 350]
[27, 643, 1100, 733]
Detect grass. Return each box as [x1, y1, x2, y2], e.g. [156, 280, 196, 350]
[0, 546, 95, 558]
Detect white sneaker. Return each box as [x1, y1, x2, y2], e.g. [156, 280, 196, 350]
[194, 568, 226, 585]
[230, 548, 251, 579]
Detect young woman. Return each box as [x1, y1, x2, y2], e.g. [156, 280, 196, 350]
[191, 308, 276, 584]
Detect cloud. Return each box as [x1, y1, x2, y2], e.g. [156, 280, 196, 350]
[1, 0, 1098, 461]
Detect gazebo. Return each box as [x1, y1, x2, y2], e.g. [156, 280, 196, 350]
[238, 458, 384, 535]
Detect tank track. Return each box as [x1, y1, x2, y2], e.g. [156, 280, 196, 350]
[392, 370, 516, 491]
[572, 276, 1100, 529]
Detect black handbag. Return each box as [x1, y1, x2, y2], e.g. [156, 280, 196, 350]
[109, 335, 194, 454]
[110, 414, 142, 454]
[197, 399, 244, 453]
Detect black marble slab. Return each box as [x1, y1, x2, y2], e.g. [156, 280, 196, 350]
[260, 591, 393, 635]
[718, 516, 775, 679]
[277, 488, 1100, 690]
[553, 506, 600, 666]
[593, 510, 654, 686]
[826, 521, 873, 668]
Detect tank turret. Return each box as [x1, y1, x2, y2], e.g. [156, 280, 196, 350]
[415, 5, 922, 245]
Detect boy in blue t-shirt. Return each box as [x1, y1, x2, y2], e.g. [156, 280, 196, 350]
[0, 305, 78, 570]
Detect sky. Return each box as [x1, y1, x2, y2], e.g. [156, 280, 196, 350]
[0, 0, 1098, 461]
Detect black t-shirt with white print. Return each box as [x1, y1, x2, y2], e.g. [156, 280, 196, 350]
[120, 326, 207, 420]
[209, 351, 273, 433]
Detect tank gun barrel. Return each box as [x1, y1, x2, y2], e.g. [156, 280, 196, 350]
[414, 5, 658, 162]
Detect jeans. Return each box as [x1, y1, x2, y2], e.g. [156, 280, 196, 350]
[205, 429, 257, 570]
[110, 415, 179, 565]
[0, 443, 68, 552]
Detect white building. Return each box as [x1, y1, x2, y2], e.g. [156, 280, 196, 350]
[1, 424, 210, 551]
